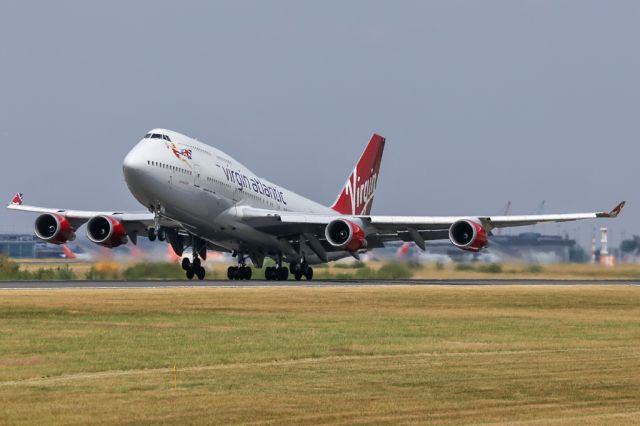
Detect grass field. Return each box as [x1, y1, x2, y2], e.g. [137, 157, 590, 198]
[1, 286, 640, 425]
[10, 258, 640, 281]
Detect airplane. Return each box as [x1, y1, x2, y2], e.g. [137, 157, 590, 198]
[62, 245, 93, 261]
[6, 129, 625, 281]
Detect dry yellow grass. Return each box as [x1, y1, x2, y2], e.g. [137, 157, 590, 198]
[13, 259, 640, 281]
[1, 285, 640, 424]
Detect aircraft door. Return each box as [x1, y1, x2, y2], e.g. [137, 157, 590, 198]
[193, 165, 201, 188]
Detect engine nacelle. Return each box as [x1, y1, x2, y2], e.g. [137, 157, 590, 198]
[449, 219, 488, 252]
[325, 219, 367, 252]
[86, 215, 128, 248]
[34, 213, 76, 245]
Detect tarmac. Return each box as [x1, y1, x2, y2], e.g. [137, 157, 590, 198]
[1, 279, 639, 289]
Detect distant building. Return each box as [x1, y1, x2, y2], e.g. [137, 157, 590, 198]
[488, 232, 579, 263]
[0, 234, 64, 259]
[378, 232, 581, 263]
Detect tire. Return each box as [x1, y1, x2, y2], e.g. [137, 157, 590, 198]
[157, 228, 166, 242]
[181, 258, 191, 271]
[227, 266, 235, 280]
[294, 272, 302, 281]
[305, 267, 313, 280]
[265, 267, 274, 281]
[243, 267, 252, 280]
[196, 267, 205, 280]
[186, 269, 195, 280]
[193, 258, 201, 269]
[148, 228, 156, 242]
[236, 266, 245, 280]
[278, 267, 289, 281]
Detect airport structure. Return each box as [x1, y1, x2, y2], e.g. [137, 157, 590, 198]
[0, 234, 64, 258]
[411, 232, 579, 263]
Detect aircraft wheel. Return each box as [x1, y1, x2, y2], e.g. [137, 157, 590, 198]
[193, 257, 201, 270]
[242, 266, 252, 280]
[237, 266, 246, 280]
[181, 258, 191, 271]
[196, 267, 205, 281]
[186, 268, 195, 280]
[157, 228, 166, 242]
[148, 228, 156, 242]
[227, 266, 236, 280]
[305, 267, 313, 280]
[265, 266, 274, 281]
[278, 267, 289, 281]
[294, 271, 302, 281]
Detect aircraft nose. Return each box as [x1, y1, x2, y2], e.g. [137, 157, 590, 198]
[122, 146, 145, 182]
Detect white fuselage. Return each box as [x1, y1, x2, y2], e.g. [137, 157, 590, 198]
[122, 129, 338, 258]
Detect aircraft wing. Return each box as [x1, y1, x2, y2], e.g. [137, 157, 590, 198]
[238, 201, 625, 250]
[6, 194, 157, 242]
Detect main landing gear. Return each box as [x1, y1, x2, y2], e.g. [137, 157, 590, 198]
[265, 266, 288, 281]
[147, 227, 166, 242]
[264, 260, 313, 281]
[227, 252, 252, 280]
[291, 261, 313, 281]
[227, 266, 252, 280]
[182, 255, 205, 280]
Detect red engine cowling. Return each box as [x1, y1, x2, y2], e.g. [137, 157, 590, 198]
[86, 215, 128, 248]
[325, 219, 367, 252]
[448, 219, 488, 252]
[34, 213, 76, 245]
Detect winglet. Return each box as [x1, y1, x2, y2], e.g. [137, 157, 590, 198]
[9, 192, 23, 206]
[597, 201, 626, 218]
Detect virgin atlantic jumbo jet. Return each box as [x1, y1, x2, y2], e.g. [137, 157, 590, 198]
[7, 129, 625, 281]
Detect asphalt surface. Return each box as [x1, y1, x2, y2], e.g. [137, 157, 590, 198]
[0, 279, 639, 289]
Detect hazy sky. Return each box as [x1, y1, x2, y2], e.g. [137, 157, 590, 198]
[0, 1, 637, 249]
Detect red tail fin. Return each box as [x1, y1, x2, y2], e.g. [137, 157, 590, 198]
[331, 134, 385, 215]
[62, 245, 77, 260]
[10, 192, 23, 205]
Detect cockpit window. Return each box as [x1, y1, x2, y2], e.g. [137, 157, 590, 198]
[147, 133, 172, 141]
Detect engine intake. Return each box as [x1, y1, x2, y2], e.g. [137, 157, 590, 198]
[86, 215, 128, 248]
[449, 219, 488, 252]
[34, 213, 76, 245]
[325, 219, 367, 252]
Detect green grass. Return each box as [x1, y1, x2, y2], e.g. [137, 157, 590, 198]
[1, 286, 640, 424]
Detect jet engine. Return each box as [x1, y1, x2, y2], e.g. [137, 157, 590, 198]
[448, 219, 488, 252]
[34, 213, 76, 244]
[325, 219, 367, 252]
[86, 215, 128, 248]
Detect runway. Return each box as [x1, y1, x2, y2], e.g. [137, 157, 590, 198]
[1, 279, 639, 289]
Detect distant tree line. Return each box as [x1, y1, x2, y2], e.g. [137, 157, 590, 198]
[620, 236, 640, 254]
